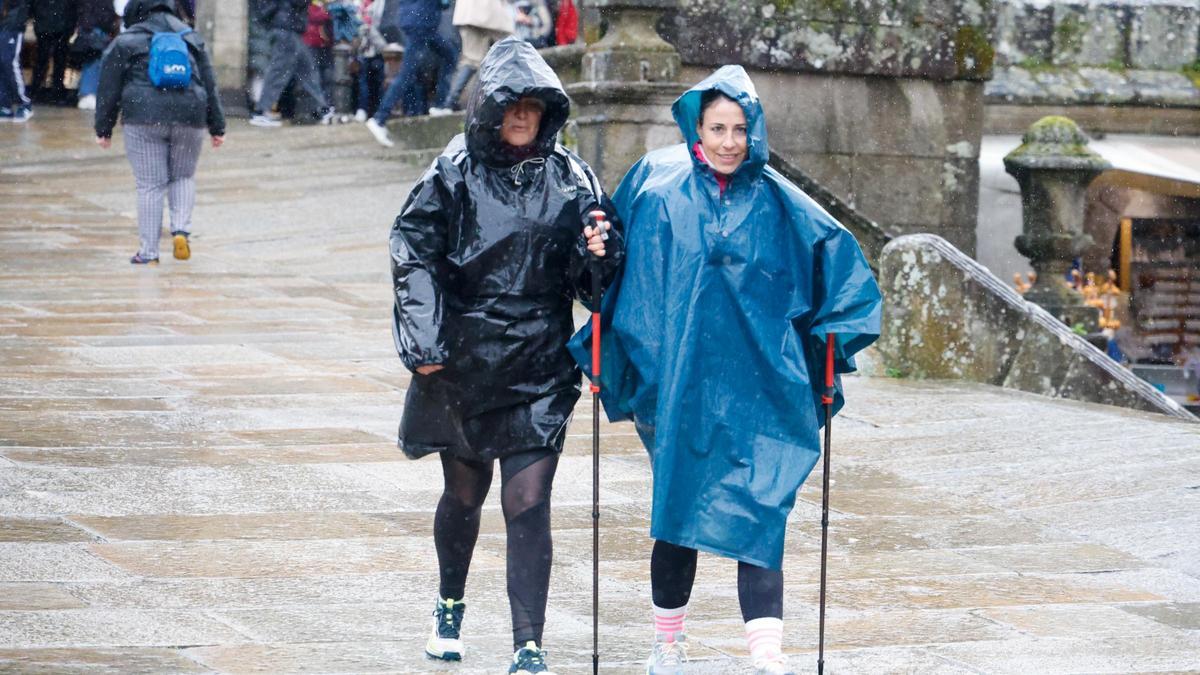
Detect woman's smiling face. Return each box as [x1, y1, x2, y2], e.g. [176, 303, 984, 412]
[500, 97, 544, 147]
[697, 97, 748, 175]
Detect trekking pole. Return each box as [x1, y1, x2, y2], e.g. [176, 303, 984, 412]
[587, 210, 609, 675]
[818, 333, 835, 675]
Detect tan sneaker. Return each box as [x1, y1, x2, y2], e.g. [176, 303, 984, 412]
[172, 233, 190, 260]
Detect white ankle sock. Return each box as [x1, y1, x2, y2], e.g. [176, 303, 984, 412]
[745, 617, 784, 663]
[652, 602, 687, 641]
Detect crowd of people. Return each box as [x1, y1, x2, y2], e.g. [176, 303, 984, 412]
[244, 0, 579, 141]
[0, 0, 574, 126]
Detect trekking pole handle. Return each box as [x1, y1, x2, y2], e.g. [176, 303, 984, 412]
[822, 333, 835, 405]
[587, 210, 607, 394]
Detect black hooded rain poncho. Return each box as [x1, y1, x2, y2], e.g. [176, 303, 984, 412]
[390, 37, 623, 462]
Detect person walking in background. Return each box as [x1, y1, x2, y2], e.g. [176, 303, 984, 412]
[250, 0, 333, 127]
[31, 0, 77, 103]
[74, 0, 118, 110]
[363, 0, 454, 144]
[427, 0, 511, 116]
[94, 0, 225, 265]
[301, 0, 333, 103]
[0, 0, 32, 122]
[354, 0, 386, 122]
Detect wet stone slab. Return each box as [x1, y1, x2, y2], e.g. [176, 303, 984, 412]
[0, 518, 94, 543]
[4, 109, 1200, 673]
[0, 584, 88, 610]
[0, 648, 210, 673]
[0, 609, 251, 649]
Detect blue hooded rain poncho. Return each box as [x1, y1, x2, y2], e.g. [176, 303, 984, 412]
[569, 66, 882, 569]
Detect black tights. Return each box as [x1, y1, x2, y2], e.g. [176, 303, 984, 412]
[434, 451, 558, 650]
[651, 539, 783, 622]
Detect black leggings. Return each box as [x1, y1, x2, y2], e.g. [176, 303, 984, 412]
[651, 539, 783, 622]
[434, 450, 558, 650]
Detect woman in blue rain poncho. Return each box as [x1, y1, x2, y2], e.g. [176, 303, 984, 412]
[391, 37, 620, 675]
[570, 66, 881, 675]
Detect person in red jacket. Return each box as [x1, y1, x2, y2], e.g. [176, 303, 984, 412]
[301, 0, 333, 104]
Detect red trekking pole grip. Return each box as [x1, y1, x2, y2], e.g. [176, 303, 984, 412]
[822, 333, 835, 405]
[588, 210, 607, 394]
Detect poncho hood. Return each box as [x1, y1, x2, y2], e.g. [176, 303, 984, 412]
[671, 65, 769, 178]
[464, 36, 570, 167]
[123, 0, 177, 27]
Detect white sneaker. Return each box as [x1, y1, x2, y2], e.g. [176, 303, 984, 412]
[646, 632, 688, 674]
[365, 117, 394, 147]
[77, 94, 96, 110]
[249, 113, 282, 128]
[424, 598, 465, 661]
[753, 654, 795, 675]
[354, 108, 367, 123]
[428, 106, 453, 117]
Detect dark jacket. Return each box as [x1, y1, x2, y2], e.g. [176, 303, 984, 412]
[95, 0, 225, 138]
[0, 0, 29, 33]
[264, 0, 308, 34]
[33, 0, 76, 34]
[77, 0, 117, 34]
[393, 0, 439, 32]
[390, 37, 623, 461]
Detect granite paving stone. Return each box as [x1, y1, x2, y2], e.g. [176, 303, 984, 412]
[1, 109, 1198, 673]
[0, 648, 210, 673]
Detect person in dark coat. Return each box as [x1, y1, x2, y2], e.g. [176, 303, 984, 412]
[94, 0, 225, 265]
[74, 0, 118, 109]
[249, 0, 332, 126]
[390, 36, 621, 675]
[0, 0, 32, 121]
[31, 0, 76, 99]
[364, 0, 454, 140]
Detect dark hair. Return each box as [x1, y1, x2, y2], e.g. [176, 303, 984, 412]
[699, 89, 738, 125]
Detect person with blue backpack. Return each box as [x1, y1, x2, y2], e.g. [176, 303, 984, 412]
[94, 0, 225, 265]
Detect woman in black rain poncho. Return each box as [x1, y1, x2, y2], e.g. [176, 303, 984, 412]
[389, 37, 621, 675]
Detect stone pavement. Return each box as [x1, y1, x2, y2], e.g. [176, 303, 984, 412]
[2, 109, 1200, 674]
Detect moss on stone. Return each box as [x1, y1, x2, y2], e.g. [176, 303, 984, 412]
[1005, 115, 1109, 167]
[1183, 61, 1200, 89]
[954, 25, 994, 78]
[1054, 14, 1084, 56]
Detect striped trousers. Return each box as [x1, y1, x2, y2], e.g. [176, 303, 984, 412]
[123, 124, 205, 259]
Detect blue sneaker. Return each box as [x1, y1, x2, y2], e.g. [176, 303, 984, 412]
[9, 106, 32, 123]
[0, 107, 13, 122]
[509, 641, 556, 674]
[424, 597, 465, 661]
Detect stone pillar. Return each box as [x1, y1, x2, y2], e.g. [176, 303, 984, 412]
[193, 0, 248, 102]
[565, 0, 686, 189]
[1003, 116, 1111, 331]
[332, 43, 354, 113]
[382, 44, 405, 91]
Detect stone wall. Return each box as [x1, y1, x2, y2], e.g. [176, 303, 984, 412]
[988, 0, 1200, 110]
[878, 233, 1195, 420]
[649, 0, 995, 253]
[193, 0, 249, 104]
[661, 0, 994, 80]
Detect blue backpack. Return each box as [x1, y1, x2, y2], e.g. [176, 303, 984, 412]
[148, 29, 194, 89]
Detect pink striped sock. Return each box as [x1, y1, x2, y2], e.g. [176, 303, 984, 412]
[745, 617, 784, 663]
[652, 603, 687, 642]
